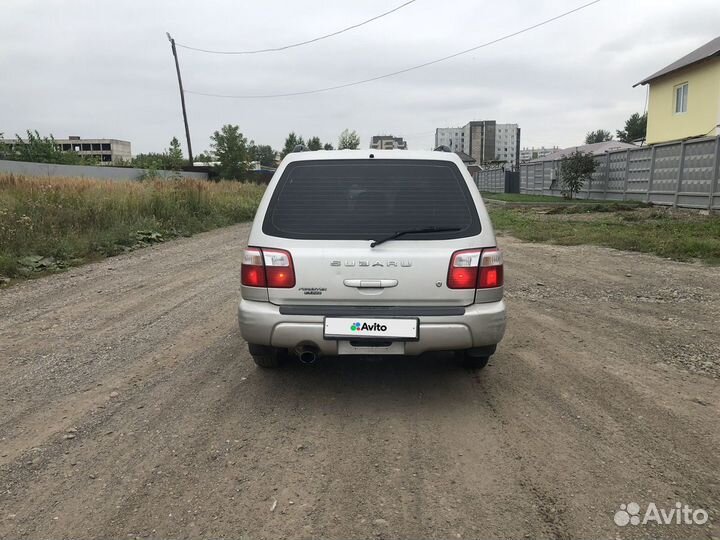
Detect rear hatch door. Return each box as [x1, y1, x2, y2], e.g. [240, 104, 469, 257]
[260, 158, 485, 307]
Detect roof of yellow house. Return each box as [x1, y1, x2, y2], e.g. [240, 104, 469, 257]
[633, 35, 720, 87]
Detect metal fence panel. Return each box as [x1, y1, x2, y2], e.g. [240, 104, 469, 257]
[517, 136, 719, 212]
[650, 142, 682, 206]
[710, 138, 720, 212]
[606, 150, 628, 199]
[542, 162, 552, 195]
[534, 163, 544, 192]
[626, 147, 651, 196]
[679, 139, 715, 197]
[586, 155, 607, 199]
[475, 168, 505, 192]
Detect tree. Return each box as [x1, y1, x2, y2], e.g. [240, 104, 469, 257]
[323, 143, 334, 151]
[616, 112, 647, 143]
[0, 133, 8, 160]
[559, 150, 598, 199]
[306, 136, 322, 151]
[131, 153, 170, 170]
[167, 137, 184, 170]
[338, 129, 360, 150]
[210, 124, 250, 180]
[585, 130, 613, 144]
[281, 132, 305, 158]
[194, 150, 215, 164]
[249, 144, 276, 167]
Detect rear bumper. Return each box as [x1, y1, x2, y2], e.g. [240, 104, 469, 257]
[238, 300, 506, 355]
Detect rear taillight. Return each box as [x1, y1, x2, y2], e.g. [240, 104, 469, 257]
[241, 248, 266, 287]
[478, 248, 503, 288]
[263, 249, 296, 288]
[241, 247, 295, 288]
[447, 249, 481, 289]
[447, 248, 503, 289]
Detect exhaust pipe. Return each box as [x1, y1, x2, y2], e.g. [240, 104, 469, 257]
[298, 347, 319, 364]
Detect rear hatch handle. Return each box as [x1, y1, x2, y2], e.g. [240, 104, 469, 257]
[343, 279, 398, 288]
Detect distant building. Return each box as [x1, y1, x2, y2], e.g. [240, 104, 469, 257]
[494, 123, 520, 167]
[520, 146, 560, 162]
[60, 136, 131, 163]
[634, 35, 720, 144]
[369, 135, 408, 150]
[434, 127, 466, 153]
[1, 135, 131, 164]
[435, 121, 520, 169]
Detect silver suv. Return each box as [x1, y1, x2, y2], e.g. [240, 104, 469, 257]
[238, 149, 506, 369]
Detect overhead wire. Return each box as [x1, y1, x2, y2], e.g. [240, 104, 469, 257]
[176, 0, 417, 55]
[184, 0, 603, 99]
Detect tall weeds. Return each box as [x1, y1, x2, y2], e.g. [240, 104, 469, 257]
[0, 174, 266, 278]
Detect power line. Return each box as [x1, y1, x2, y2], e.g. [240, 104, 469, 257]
[176, 0, 417, 55]
[184, 0, 602, 99]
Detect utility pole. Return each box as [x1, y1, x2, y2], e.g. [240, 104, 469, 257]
[166, 32, 194, 165]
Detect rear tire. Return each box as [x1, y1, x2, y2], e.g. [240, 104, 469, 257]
[457, 346, 495, 370]
[459, 353, 490, 370]
[248, 344, 284, 369]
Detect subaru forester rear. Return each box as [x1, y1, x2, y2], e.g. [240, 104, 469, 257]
[238, 149, 506, 368]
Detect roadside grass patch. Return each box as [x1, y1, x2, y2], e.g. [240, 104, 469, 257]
[482, 192, 649, 208]
[489, 205, 720, 264]
[0, 174, 266, 280]
[544, 202, 647, 214]
[483, 192, 573, 203]
[482, 192, 609, 204]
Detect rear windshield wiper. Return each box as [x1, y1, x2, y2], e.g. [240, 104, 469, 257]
[370, 226, 463, 248]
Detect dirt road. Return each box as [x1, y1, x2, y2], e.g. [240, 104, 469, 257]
[1, 224, 718, 539]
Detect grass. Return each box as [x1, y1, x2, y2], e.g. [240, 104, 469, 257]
[489, 205, 720, 264]
[481, 192, 645, 205]
[0, 174, 266, 280]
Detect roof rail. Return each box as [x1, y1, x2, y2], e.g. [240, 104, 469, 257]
[292, 144, 308, 153]
[434, 145, 452, 152]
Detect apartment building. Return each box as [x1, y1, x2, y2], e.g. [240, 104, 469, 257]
[434, 127, 466, 153]
[435, 120, 520, 168]
[495, 123, 520, 168]
[369, 135, 408, 150]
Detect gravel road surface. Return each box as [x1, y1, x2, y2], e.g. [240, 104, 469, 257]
[1, 224, 718, 539]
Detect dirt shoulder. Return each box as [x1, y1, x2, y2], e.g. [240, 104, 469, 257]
[0, 225, 718, 539]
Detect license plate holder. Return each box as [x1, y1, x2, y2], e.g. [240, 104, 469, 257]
[323, 317, 419, 340]
[338, 341, 405, 355]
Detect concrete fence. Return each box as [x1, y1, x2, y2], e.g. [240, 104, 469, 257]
[518, 135, 720, 212]
[0, 159, 208, 181]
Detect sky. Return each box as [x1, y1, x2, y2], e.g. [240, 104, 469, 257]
[1, 0, 718, 156]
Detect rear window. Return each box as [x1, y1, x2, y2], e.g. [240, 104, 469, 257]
[262, 159, 481, 240]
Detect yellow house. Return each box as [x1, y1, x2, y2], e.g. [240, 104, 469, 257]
[634, 36, 720, 145]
